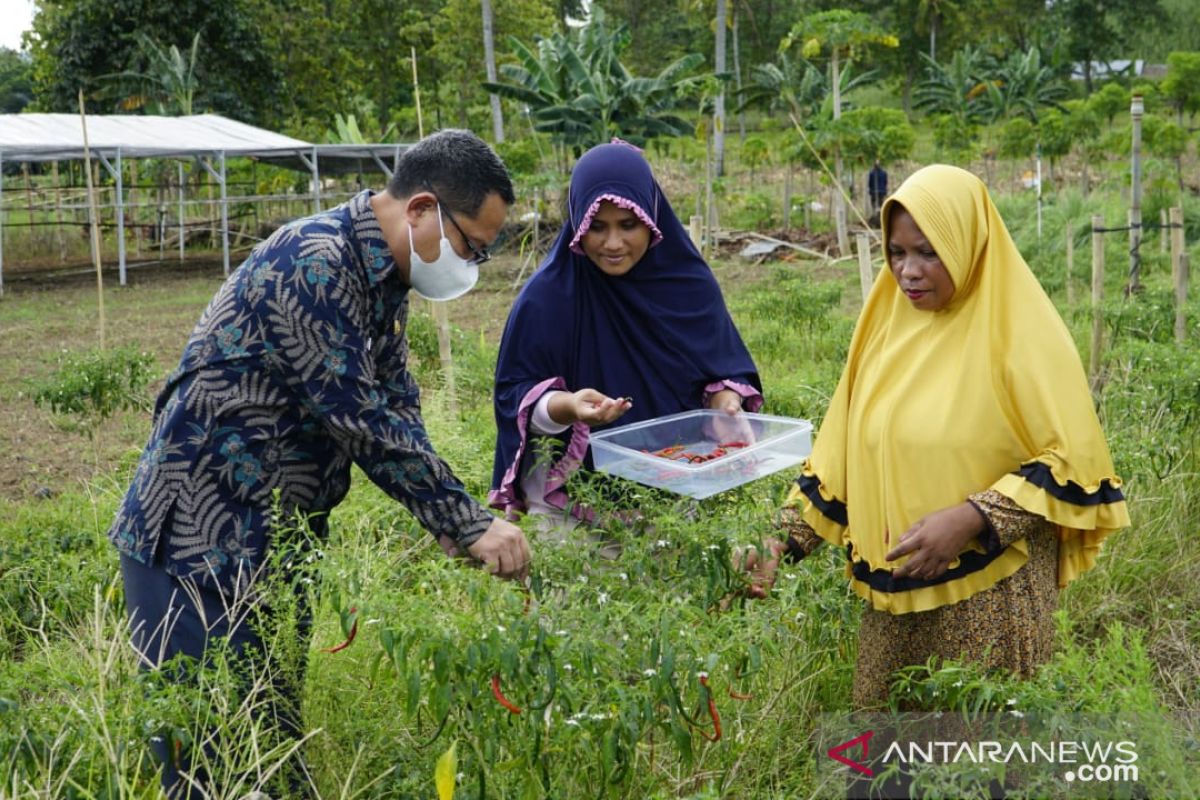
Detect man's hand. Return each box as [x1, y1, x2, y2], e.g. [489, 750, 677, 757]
[885, 502, 985, 581]
[467, 518, 532, 581]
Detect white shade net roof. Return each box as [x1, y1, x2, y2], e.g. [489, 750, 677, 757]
[0, 113, 312, 161]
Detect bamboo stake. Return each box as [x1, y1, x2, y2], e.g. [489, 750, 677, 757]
[1065, 221, 1075, 306]
[79, 90, 106, 351]
[1089, 215, 1104, 391]
[855, 233, 873, 305]
[1171, 207, 1187, 343]
[411, 47, 457, 415]
[1176, 252, 1189, 344]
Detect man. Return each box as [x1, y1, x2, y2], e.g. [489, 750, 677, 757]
[109, 129, 530, 797]
[868, 160, 889, 217]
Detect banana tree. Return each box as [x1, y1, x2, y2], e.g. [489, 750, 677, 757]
[482, 9, 701, 154]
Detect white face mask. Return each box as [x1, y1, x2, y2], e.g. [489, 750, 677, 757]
[407, 203, 479, 301]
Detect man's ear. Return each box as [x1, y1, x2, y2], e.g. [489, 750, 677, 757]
[404, 191, 438, 225]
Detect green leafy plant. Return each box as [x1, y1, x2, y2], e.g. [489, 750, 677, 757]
[33, 347, 155, 438]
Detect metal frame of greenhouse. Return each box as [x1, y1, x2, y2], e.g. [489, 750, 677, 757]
[0, 113, 410, 296]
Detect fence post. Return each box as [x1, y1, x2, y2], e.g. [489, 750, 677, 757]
[1090, 215, 1105, 390]
[1172, 206, 1187, 343]
[1127, 94, 1144, 293]
[1161, 208, 1168, 254]
[1066, 221, 1075, 306]
[856, 233, 873, 304]
[1177, 252, 1190, 344]
[689, 215, 703, 250]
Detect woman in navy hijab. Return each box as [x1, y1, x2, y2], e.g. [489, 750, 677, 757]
[489, 140, 762, 523]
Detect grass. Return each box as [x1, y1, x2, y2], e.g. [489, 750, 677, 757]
[1, 160, 1199, 797]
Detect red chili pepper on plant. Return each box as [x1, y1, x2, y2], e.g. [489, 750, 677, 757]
[322, 606, 358, 653]
[491, 673, 522, 714]
[698, 674, 722, 741]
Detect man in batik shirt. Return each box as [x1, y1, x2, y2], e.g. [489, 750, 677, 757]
[109, 129, 529, 798]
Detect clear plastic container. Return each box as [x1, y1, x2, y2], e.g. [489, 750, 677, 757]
[589, 410, 813, 499]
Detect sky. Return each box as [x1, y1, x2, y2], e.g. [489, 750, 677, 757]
[1, 0, 35, 51]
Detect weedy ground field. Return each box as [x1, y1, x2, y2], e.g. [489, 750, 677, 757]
[1, 182, 1198, 798]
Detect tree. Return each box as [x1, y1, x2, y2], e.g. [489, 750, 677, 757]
[914, 45, 990, 124]
[0, 47, 33, 113]
[1051, 0, 1165, 93]
[482, 0, 504, 142]
[483, 9, 702, 152]
[713, 0, 727, 177]
[781, 9, 897, 255]
[836, 105, 915, 167]
[978, 47, 1068, 123]
[102, 33, 201, 115]
[1087, 82, 1129, 125]
[29, 0, 282, 124]
[1161, 51, 1200, 125]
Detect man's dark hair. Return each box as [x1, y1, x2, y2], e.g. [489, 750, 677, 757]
[387, 129, 515, 215]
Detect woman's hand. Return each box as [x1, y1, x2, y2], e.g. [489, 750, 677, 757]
[548, 388, 632, 426]
[707, 388, 755, 444]
[734, 538, 787, 599]
[885, 502, 986, 581]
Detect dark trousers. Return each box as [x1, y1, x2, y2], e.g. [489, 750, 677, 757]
[121, 552, 313, 798]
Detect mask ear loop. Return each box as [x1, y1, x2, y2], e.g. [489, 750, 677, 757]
[408, 199, 449, 259]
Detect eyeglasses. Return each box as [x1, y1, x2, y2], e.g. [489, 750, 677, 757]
[424, 183, 491, 265]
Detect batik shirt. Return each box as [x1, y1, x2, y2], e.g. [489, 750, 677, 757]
[109, 190, 494, 592]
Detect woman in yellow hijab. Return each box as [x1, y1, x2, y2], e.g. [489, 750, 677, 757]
[751, 165, 1129, 708]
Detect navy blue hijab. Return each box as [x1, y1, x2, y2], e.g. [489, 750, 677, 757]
[489, 142, 761, 513]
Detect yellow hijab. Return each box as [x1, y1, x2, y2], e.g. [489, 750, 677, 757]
[789, 165, 1129, 614]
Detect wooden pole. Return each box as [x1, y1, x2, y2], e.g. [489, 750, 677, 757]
[52, 161, 66, 263]
[688, 215, 703, 249]
[411, 48, 456, 415]
[1065, 221, 1075, 306]
[1127, 95, 1144, 293]
[411, 47, 424, 140]
[1160, 208, 1168, 254]
[856, 233, 873, 305]
[1171, 206, 1187, 343]
[1089, 215, 1105, 390]
[1176, 252, 1189, 344]
[79, 89, 106, 351]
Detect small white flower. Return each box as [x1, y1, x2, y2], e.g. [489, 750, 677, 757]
[565, 719, 580, 727]
[618, 573, 628, 581]
[578, 575, 589, 584]
[1009, 710, 1025, 718]
[597, 592, 609, 605]
[1006, 698, 1018, 706]
[563, 663, 574, 672]
[496, 625, 507, 633]
[643, 668, 657, 677]
[655, 539, 671, 548]
[953, 680, 964, 688]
